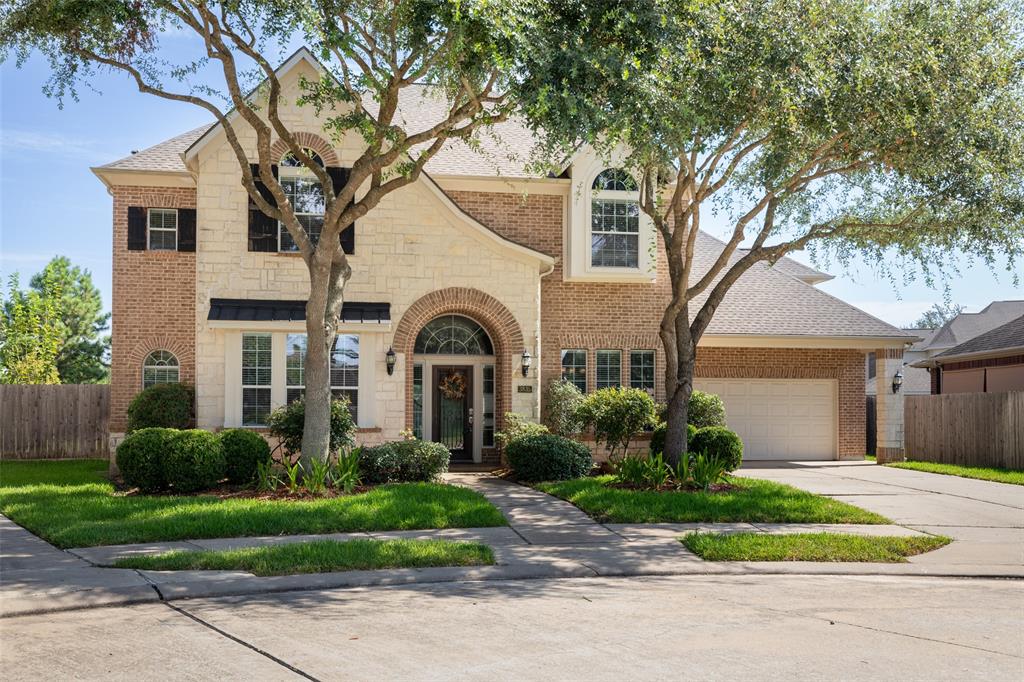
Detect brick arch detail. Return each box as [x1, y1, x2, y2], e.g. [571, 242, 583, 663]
[393, 288, 525, 437]
[270, 132, 339, 167]
[125, 335, 196, 392]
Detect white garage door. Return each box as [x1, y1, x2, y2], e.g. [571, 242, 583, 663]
[693, 378, 836, 460]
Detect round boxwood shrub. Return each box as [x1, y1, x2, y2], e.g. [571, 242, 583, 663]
[688, 390, 727, 429]
[126, 383, 194, 433]
[505, 433, 592, 482]
[359, 443, 402, 485]
[219, 429, 271, 484]
[116, 427, 175, 492]
[689, 426, 743, 472]
[649, 422, 699, 456]
[359, 439, 451, 484]
[266, 396, 355, 456]
[163, 429, 226, 493]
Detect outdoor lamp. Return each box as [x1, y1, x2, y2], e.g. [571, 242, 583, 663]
[521, 349, 532, 377]
[892, 370, 903, 394]
[385, 346, 397, 376]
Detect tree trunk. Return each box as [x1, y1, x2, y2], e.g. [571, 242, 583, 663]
[300, 265, 336, 469]
[660, 305, 695, 467]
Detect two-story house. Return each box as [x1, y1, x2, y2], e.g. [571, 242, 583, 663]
[92, 49, 914, 464]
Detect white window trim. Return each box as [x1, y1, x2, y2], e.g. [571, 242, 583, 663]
[285, 332, 360, 420]
[147, 208, 178, 251]
[277, 163, 323, 253]
[241, 332, 273, 427]
[590, 185, 640, 270]
[141, 350, 180, 389]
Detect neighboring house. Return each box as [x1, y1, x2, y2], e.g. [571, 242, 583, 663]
[911, 315, 1024, 394]
[92, 49, 914, 463]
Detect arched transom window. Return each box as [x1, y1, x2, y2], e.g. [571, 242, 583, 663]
[142, 350, 179, 388]
[591, 168, 640, 268]
[414, 315, 494, 355]
[279, 148, 326, 252]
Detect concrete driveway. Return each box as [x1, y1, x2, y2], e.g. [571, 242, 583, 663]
[739, 461, 1024, 569]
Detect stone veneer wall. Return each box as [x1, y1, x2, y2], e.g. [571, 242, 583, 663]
[109, 186, 197, 432]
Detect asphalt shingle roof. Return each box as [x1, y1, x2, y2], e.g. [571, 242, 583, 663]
[926, 301, 1024, 351]
[99, 124, 212, 173]
[934, 314, 1024, 360]
[736, 249, 832, 282]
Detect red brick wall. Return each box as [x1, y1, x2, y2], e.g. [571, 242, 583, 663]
[447, 189, 866, 459]
[110, 186, 197, 432]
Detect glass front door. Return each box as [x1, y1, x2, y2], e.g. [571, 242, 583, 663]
[432, 365, 473, 461]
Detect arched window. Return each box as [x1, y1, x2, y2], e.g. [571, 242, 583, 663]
[279, 148, 326, 252]
[414, 315, 494, 355]
[142, 350, 179, 388]
[591, 168, 640, 268]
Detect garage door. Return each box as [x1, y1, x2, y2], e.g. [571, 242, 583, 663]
[693, 378, 835, 460]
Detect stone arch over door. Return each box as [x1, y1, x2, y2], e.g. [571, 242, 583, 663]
[393, 288, 525, 438]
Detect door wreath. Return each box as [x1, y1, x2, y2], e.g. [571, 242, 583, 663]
[439, 372, 467, 401]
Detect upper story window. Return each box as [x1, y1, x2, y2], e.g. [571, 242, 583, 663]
[142, 350, 179, 388]
[591, 169, 639, 269]
[278, 149, 326, 252]
[148, 209, 178, 251]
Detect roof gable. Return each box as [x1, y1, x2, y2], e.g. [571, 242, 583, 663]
[934, 314, 1024, 360]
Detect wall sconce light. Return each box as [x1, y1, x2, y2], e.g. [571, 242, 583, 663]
[521, 349, 532, 377]
[385, 346, 397, 376]
[892, 370, 903, 394]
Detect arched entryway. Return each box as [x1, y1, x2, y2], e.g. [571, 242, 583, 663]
[393, 288, 524, 464]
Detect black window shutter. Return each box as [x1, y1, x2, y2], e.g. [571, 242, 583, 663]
[177, 208, 197, 252]
[127, 206, 147, 250]
[327, 166, 355, 254]
[248, 163, 279, 252]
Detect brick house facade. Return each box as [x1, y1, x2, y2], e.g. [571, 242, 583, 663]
[95, 49, 914, 462]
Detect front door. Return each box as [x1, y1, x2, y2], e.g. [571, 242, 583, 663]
[432, 366, 473, 461]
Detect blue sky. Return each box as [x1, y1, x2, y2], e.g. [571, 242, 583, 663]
[2, 48, 1020, 327]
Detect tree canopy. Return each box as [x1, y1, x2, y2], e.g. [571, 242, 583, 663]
[0, 272, 63, 384]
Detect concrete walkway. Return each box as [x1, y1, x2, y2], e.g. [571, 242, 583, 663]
[3, 468, 1022, 618]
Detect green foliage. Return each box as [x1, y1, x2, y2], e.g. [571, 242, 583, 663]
[333, 449, 362, 493]
[28, 256, 109, 383]
[126, 383, 193, 433]
[544, 379, 585, 436]
[613, 454, 651, 487]
[0, 272, 62, 384]
[578, 387, 657, 461]
[116, 427, 174, 493]
[505, 433, 592, 482]
[255, 459, 279, 492]
[690, 454, 730, 490]
[495, 412, 549, 448]
[358, 440, 451, 485]
[266, 397, 355, 457]
[163, 430, 226, 493]
[219, 429, 271, 485]
[303, 458, 331, 495]
[910, 303, 964, 330]
[683, 532, 951, 563]
[687, 391, 726, 430]
[282, 459, 302, 494]
[650, 422, 698, 456]
[690, 426, 744, 473]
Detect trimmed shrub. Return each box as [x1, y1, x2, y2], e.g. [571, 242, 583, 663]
[359, 439, 451, 485]
[495, 412, 549, 448]
[126, 383, 193, 433]
[116, 427, 175, 492]
[544, 379, 585, 436]
[688, 390, 727, 429]
[266, 396, 356, 456]
[163, 429, 226, 493]
[505, 433, 592, 482]
[577, 387, 657, 461]
[689, 426, 743, 472]
[219, 429, 271, 484]
[650, 422, 698, 456]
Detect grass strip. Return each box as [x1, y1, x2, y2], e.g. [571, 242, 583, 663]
[682, 532, 951, 562]
[536, 476, 889, 524]
[113, 538, 495, 576]
[884, 460, 1024, 486]
[0, 460, 506, 548]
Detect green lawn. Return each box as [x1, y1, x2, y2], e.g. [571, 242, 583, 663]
[877, 459, 1024, 486]
[535, 476, 889, 524]
[113, 538, 495, 576]
[0, 460, 506, 548]
[682, 532, 951, 562]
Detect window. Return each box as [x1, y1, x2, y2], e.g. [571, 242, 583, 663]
[482, 365, 495, 447]
[561, 350, 587, 392]
[591, 169, 639, 268]
[148, 209, 178, 250]
[413, 364, 424, 438]
[867, 352, 877, 380]
[414, 315, 494, 355]
[278, 149, 326, 252]
[630, 350, 656, 394]
[142, 350, 179, 388]
[284, 333, 359, 421]
[242, 333, 272, 426]
[596, 350, 621, 389]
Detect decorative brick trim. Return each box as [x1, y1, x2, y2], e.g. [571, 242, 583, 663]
[393, 287, 525, 437]
[269, 133, 339, 166]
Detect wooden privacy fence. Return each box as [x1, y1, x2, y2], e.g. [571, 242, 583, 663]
[0, 385, 110, 460]
[904, 391, 1023, 470]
